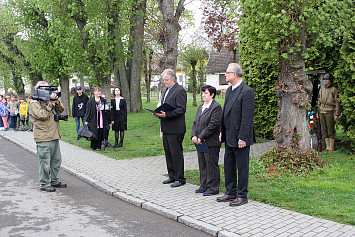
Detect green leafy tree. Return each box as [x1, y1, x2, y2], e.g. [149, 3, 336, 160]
[179, 45, 208, 106]
[237, 0, 351, 152]
[334, 15, 355, 148]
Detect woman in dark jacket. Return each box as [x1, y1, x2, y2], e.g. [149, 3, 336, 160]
[111, 87, 127, 147]
[191, 85, 222, 196]
[84, 87, 106, 150]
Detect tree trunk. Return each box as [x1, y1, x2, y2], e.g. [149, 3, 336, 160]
[113, 69, 120, 88]
[12, 71, 25, 98]
[129, 0, 146, 112]
[274, 51, 313, 152]
[29, 69, 43, 95]
[59, 74, 70, 116]
[101, 75, 111, 100]
[157, 0, 185, 71]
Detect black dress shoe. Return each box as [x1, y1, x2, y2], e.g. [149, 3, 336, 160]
[216, 194, 237, 202]
[170, 181, 185, 188]
[195, 188, 205, 193]
[203, 191, 219, 196]
[40, 186, 56, 192]
[162, 178, 175, 184]
[229, 197, 248, 206]
[51, 182, 67, 188]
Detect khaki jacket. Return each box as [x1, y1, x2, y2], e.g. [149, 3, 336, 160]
[29, 100, 64, 142]
[318, 84, 341, 116]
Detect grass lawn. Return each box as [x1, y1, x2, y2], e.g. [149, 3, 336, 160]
[185, 152, 355, 226]
[60, 94, 228, 159]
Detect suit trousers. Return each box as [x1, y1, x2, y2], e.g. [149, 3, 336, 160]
[163, 133, 186, 183]
[224, 145, 250, 198]
[197, 146, 220, 193]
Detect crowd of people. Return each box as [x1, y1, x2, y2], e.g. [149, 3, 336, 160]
[1, 65, 340, 198]
[0, 92, 33, 132]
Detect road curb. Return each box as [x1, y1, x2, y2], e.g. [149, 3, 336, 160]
[178, 216, 222, 236]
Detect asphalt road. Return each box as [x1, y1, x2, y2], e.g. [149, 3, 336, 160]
[0, 136, 209, 237]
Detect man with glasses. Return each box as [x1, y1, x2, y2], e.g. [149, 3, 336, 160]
[217, 63, 255, 206]
[317, 74, 341, 152]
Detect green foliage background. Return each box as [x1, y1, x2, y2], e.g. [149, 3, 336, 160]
[240, 44, 279, 139]
[334, 17, 355, 147]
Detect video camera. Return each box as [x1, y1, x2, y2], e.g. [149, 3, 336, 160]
[54, 113, 69, 121]
[33, 85, 61, 101]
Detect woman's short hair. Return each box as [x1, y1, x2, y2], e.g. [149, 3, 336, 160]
[202, 85, 217, 99]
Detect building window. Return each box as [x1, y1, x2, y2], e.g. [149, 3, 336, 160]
[219, 74, 227, 85]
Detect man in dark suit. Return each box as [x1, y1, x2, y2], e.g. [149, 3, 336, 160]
[217, 63, 255, 206]
[191, 85, 222, 196]
[154, 69, 187, 188]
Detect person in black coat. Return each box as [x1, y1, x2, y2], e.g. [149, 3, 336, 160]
[153, 69, 187, 188]
[191, 85, 222, 196]
[111, 87, 127, 147]
[84, 87, 106, 150]
[217, 63, 255, 207]
[72, 86, 89, 140]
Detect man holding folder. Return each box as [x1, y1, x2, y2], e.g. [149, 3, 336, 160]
[153, 69, 187, 188]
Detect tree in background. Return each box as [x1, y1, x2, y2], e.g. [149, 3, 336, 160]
[157, 0, 185, 71]
[179, 45, 208, 106]
[202, 0, 239, 60]
[236, 0, 351, 152]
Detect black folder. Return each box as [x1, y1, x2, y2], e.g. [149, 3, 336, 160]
[194, 141, 210, 153]
[144, 103, 176, 113]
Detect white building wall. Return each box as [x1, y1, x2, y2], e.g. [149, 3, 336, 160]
[205, 73, 230, 90]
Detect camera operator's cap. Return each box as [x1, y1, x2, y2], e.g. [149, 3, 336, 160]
[76, 86, 82, 90]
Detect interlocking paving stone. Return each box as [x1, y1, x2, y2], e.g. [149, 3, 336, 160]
[1, 131, 354, 237]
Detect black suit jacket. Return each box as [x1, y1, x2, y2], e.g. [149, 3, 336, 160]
[221, 81, 256, 147]
[160, 83, 187, 134]
[191, 100, 222, 147]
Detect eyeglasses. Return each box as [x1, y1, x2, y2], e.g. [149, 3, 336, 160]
[226, 71, 235, 74]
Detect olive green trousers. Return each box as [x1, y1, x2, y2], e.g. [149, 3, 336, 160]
[319, 113, 335, 139]
[36, 139, 62, 188]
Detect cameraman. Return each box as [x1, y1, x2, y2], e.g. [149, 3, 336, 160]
[29, 81, 67, 192]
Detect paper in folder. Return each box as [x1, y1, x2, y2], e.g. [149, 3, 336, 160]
[144, 103, 176, 113]
[195, 141, 210, 153]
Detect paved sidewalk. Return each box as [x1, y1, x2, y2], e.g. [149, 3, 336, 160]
[1, 130, 354, 237]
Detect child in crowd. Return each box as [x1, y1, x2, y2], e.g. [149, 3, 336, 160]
[0, 96, 9, 131]
[19, 97, 29, 131]
[7, 94, 19, 131]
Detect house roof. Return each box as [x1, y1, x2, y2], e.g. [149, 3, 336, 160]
[205, 50, 239, 74]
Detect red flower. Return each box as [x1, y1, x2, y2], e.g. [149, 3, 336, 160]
[310, 124, 314, 128]
[313, 118, 316, 121]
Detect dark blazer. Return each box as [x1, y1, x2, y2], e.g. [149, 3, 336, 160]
[221, 82, 256, 147]
[191, 100, 222, 147]
[84, 97, 106, 139]
[160, 83, 187, 134]
[111, 98, 127, 131]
